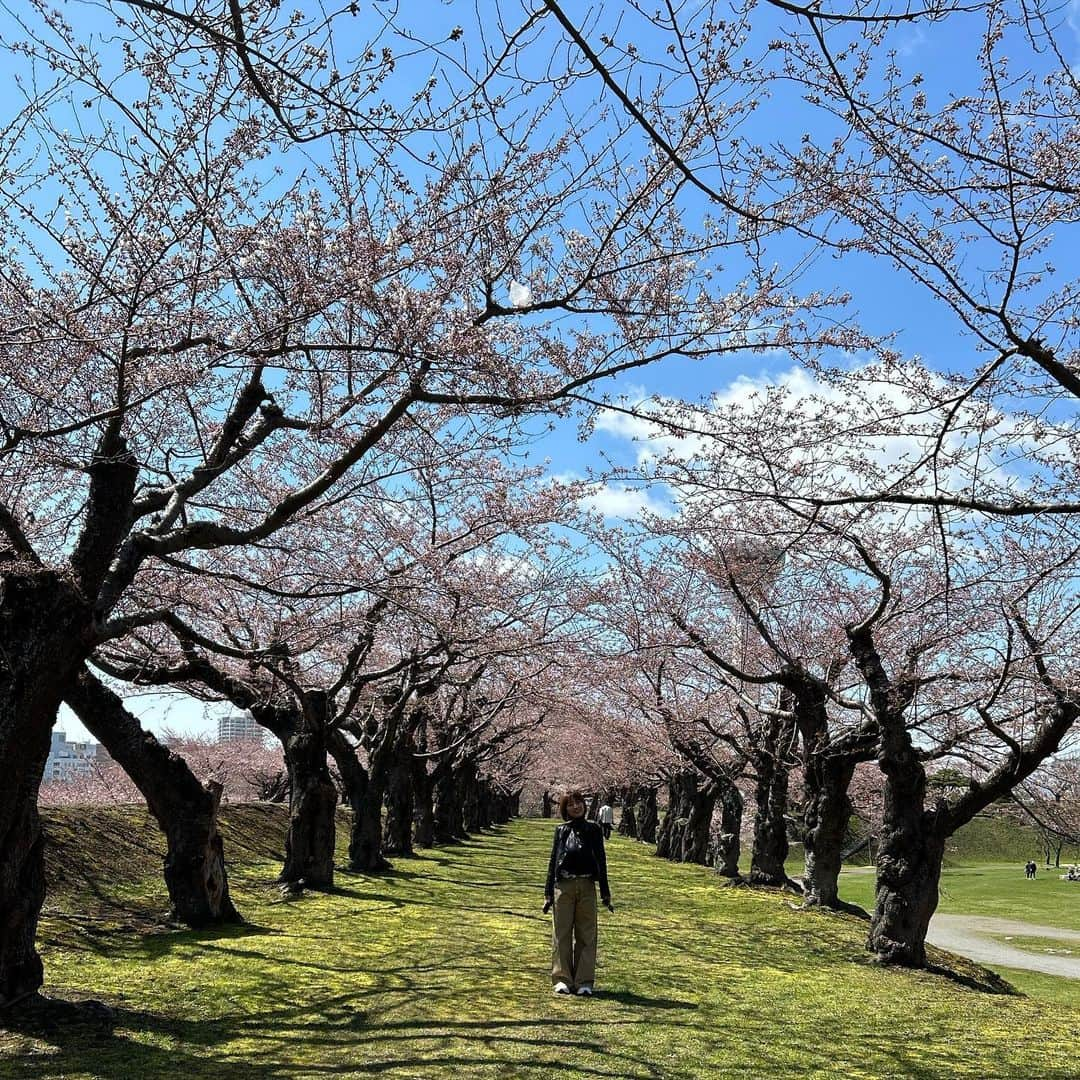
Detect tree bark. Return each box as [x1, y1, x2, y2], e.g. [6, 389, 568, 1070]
[711, 779, 743, 878]
[328, 732, 390, 874]
[65, 669, 240, 926]
[278, 692, 337, 888]
[381, 729, 415, 857]
[655, 774, 683, 860]
[801, 757, 857, 909]
[657, 771, 714, 863]
[412, 755, 435, 849]
[748, 714, 795, 887]
[683, 776, 716, 864]
[460, 761, 482, 833]
[635, 786, 659, 844]
[867, 754, 947, 967]
[541, 790, 553, 818]
[433, 761, 468, 843]
[617, 785, 638, 838]
[0, 566, 90, 1007]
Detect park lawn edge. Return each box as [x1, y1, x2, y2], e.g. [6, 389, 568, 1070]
[1, 809, 1078, 1080]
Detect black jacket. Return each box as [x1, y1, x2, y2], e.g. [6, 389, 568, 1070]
[545, 819, 610, 902]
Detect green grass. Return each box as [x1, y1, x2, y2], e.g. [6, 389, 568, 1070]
[942, 815, 1080, 867]
[2, 812, 1080, 1079]
[993, 966, 1080, 1004]
[990, 935, 1077, 954]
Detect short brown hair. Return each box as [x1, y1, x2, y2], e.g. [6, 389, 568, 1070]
[558, 789, 586, 821]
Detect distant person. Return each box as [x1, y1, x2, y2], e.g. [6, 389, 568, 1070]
[598, 801, 614, 840]
[1025, 860, 1037, 879]
[543, 789, 613, 996]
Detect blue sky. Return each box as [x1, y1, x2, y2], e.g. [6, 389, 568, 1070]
[12, 1, 1075, 740]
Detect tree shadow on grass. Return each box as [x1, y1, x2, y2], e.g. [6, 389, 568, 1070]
[130, 919, 281, 958]
[335, 863, 426, 882]
[923, 960, 1020, 996]
[0, 999, 270, 1080]
[224, 1004, 671, 1079]
[596, 989, 697, 1010]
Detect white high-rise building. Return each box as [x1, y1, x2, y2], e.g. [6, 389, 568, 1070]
[217, 714, 261, 743]
[44, 730, 108, 781]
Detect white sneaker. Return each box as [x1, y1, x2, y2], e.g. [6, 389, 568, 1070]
[575, 985, 594, 996]
[553, 981, 571, 995]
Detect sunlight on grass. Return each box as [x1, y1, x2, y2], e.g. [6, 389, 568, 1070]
[2, 816, 1079, 1079]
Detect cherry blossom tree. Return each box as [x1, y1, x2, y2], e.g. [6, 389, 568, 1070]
[3, 0, 836, 1001]
[1011, 755, 1080, 866]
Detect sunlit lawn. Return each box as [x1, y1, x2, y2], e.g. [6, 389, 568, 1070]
[3, 815, 1079, 1079]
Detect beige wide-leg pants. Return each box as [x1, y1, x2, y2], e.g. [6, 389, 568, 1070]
[551, 876, 598, 987]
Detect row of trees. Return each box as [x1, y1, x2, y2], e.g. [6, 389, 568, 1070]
[3, 0, 1080, 1011]
[559, 386, 1080, 964]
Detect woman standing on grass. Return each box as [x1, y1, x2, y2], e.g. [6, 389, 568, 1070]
[543, 789, 613, 996]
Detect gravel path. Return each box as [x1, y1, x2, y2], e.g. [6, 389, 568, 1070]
[927, 915, 1080, 979]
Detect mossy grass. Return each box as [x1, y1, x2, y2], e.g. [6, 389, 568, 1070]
[2, 812, 1079, 1079]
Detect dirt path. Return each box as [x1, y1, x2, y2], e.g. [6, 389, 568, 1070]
[927, 915, 1080, 979]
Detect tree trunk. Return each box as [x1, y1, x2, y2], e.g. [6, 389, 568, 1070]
[412, 755, 435, 849]
[541, 790, 553, 818]
[617, 785, 639, 838]
[461, 761, 482, 833]
[65, 669, 240, 926]
[655, 774, 684, 860]
[683, 776, 717, 864]
[328, 733, 391, 874]
[711, 779, 743, 878]
[657, 771, 713, 862]
[748, 716, 795, 887]
[433, 763, 466, 843]
[801, 757, 857, 909]
[635, 786, 659, 844]
[279, 692, 336, 888]
[868, 767, 947, 968]
[0, 566, 90, 1007]
[381, 730, 414, 857]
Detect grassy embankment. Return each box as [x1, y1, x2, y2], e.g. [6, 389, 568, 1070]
[2, 806, 1079, 1079]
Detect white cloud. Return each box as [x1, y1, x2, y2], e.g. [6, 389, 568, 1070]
[580, 483, 672, 521]
[590, 362, 1042, 516]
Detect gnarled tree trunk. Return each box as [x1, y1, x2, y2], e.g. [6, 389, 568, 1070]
[635, 786, 659, 844]
[433, 761, 467, 843]
[748, 715, 795, 887]
[329, 732, 390, 874]
[460, 761, 483, 833]
[682, 779, 717, 864]
[867, 757, 947, 967]
[617, 785, 638, 838]
[382, 729, 415, 857]
[0, 566, 90, 1007]
[657, 771, 713, 863]
[711, 779, 743, 878]
[802, 756, 857, 909]
[412, 754, 435, 849]
[278, 692, 336, 888]
[65, 669, 240, 926]
[655, 774, 683, 860]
